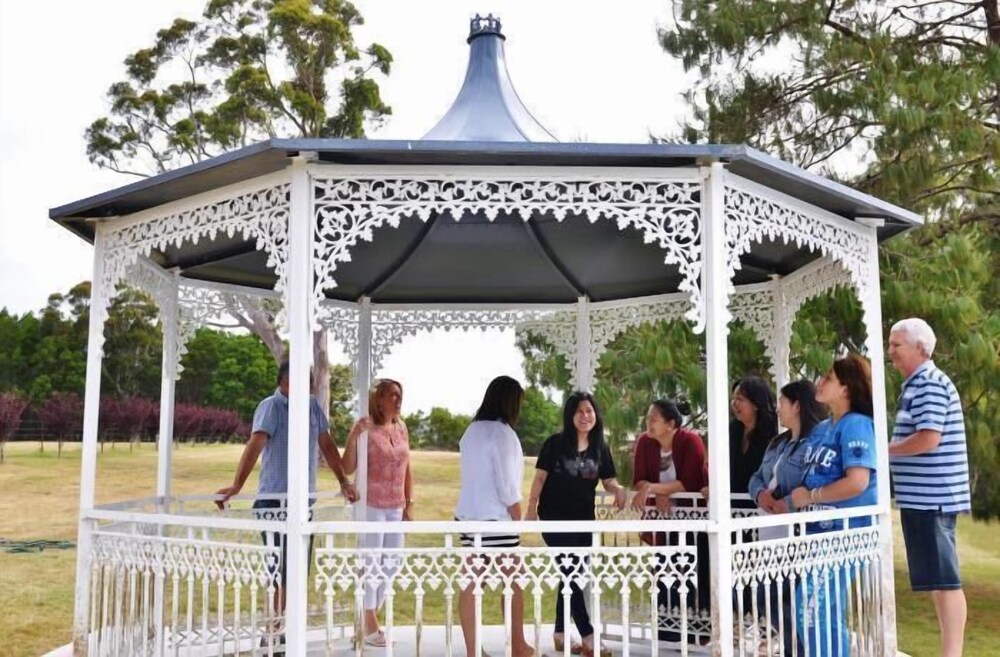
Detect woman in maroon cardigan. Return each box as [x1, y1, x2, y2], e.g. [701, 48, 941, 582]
[632, 400, 707, 528]
[631, 399, 709, 644]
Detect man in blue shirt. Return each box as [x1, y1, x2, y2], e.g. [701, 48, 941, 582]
[215, 361, 358, 616]
[888, 318, 970, 657]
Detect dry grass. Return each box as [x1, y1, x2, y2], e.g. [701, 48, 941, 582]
[0, 442, 997, 656]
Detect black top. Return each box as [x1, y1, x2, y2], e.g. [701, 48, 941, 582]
[729, 419, 769, 499]
[536, 433, 616, 521]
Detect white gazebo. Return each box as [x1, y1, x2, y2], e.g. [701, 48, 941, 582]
[51, 14, 920, 657]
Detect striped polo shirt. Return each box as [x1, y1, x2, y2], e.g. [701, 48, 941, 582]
[889, 360, 971, 513]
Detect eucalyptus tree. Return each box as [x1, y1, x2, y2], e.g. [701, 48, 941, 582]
[84, 0, 393, 412]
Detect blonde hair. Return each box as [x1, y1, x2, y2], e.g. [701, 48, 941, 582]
[369, 378, 403, 425]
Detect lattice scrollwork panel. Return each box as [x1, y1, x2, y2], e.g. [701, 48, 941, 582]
[783, 259, 853, 320]
[724, 176, 870, 329]
[370, 308, 567, 377]
[317, 302, 361, 371]
[312, 175, 706, 330]
[516, 312, 579, 386]
[95, 181, 291, 349]
[586, 299, 690, 386]
[175, 284, 282, 378]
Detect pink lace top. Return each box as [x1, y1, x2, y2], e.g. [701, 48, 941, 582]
[366, 422, 409, 509]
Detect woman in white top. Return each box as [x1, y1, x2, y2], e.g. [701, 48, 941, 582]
[455, 376, 534, 657]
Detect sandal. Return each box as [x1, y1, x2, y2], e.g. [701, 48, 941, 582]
[553, 634, 583, 654]
[581, 642, 612, 657]
[363, 630, 387, 647]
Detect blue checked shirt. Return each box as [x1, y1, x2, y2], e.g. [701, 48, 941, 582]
[252, 389, 328, 495]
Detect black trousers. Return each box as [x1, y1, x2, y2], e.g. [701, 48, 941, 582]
[542, 532, 594, 638]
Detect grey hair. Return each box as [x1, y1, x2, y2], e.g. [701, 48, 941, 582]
[890, 318, 936, 358]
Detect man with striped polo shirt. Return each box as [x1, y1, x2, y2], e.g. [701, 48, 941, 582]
[888, 318, 969, 657]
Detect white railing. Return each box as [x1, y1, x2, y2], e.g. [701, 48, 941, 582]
[731, 512, 885, 657]
[81, 493, 886, 656]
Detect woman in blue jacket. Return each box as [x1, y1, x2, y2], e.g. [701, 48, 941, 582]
[792, 354, 878, 657]
[746, 379, 828, 655]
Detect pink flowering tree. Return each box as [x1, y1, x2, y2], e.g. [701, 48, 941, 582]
[36, 392, 83, 458]
[0, 393, 29, 464]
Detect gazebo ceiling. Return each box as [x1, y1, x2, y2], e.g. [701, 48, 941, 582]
[49, 14, 922, 304]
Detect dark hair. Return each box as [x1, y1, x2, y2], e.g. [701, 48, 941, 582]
[649, 399, 690, 428]
[830, 354, 874, 418]
[777, 379, 827, 445]
[277, 361, 290, 386]
[734, 376, 779, 443]
[560, 392, 605, 455]
[474, 376, 525, 426]
[369, 378, 403, 425]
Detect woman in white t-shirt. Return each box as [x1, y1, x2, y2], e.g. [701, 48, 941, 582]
[454, 376, 534, 657]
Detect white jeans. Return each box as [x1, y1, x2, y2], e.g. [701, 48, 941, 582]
[363, 505, 405, 611]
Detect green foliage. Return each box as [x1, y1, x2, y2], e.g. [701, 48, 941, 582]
[661, 1, 998, 226]
[1, 284, 358, 430]
[327, 362, 355, 440]
[517, 387, 562, 456]
[403, 407, 472, 451]
[86, 0, 392, 175]
[657, 0, 1000, 519]
[0, 283, 161, 402]
[177, 328, 277, 418]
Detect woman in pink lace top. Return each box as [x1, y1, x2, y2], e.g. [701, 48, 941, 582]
[343, 378, 412, 648]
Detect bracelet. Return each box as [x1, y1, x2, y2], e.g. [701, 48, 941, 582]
[810, 487, 823, 503]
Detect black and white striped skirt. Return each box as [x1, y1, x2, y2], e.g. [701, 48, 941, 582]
[455, 517, 520, 548]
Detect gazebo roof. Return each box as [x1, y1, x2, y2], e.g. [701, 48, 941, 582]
[48, 140, 921, 304]
[50, 139, 921, 239]
[49, 14, 922, 305]
[422, 14, 555, 142]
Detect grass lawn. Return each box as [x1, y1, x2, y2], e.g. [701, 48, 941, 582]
[1, 441, 997, 656]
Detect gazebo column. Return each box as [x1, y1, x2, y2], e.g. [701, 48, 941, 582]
[575, 296, 593, 391]
[156, 272, 179, 507]
[769, 274, 791, 390]
[285, 155, 315, 655]
[702, 162, 735, 655]
[72, 225, 109, 654]
[354, 296, 372, 521]
[859, 217, 898, 653]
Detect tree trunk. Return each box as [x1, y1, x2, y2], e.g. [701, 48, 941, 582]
[248, 309, 285, 363]
[313, 329, 331, 418]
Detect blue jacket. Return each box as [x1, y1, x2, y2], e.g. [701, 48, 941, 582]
[747, 425, 822, 511]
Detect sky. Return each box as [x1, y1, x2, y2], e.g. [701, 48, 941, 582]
[0, 0, 688, 413]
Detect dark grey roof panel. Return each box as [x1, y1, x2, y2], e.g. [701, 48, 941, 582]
[49, 140, 920, 231]
[422, 16, 555, 142]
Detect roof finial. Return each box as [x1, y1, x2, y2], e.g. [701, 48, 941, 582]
[468, 13, 504, 43]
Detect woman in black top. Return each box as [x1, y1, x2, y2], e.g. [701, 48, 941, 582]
[526, 392, 626, 657]
[729, 377, 778, 502]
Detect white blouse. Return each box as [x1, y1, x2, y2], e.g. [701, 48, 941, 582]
[455, 420, 524, 521]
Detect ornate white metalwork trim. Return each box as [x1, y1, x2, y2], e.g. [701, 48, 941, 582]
[782, 258, 853, 318]
[312, 174, 705, 330]
[98, 180, 290, 342]
[175, 283, 282, 378]
[369, 308, 566, 376]
[724, 174, 870, 327]
[317, 301, 361, 372]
